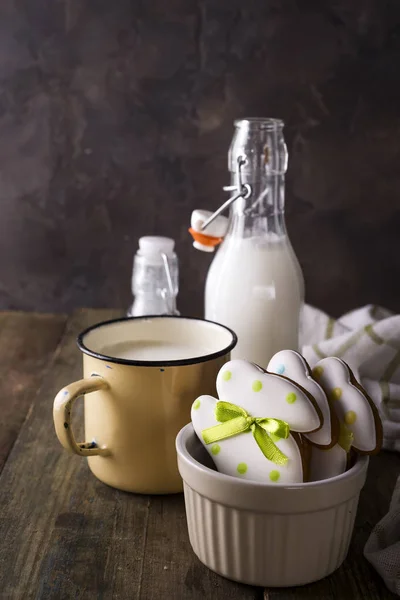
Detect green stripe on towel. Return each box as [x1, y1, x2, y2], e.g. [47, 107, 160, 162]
[335, 328, 366, 358]
[325, 318, 335, 340]
[380, 380, 390, 404]
[364, 324, 385, 345]
[382, 349, 400, 381]
[312, 344, 327, 359]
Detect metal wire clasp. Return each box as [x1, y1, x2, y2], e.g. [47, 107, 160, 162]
[159, 252, 179, 316]
[200, 156, 252, 231]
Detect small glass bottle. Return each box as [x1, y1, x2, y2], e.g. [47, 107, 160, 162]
[128, 236, 179, 317]
[205, 118, 304, 367]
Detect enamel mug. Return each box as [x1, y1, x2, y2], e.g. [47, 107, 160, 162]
[53, 316, 236, 494]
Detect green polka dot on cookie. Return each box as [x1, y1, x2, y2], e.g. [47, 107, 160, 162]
[313, 366, 324, 379]
[211, 444, 221, 455]
[345, 410, 357, 425]
[252, 380, 263, 392]
[193, 399, 201, 410]
[331, 387, 342, 401]
[237, 463, 248, 475]
[269, 470, 280, 482]
[286, 392, 297, 404]
[222, 370, 232, 381]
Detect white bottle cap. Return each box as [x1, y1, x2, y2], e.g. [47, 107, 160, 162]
[190, 210, 229, 252]
[138, 236, 175, 257]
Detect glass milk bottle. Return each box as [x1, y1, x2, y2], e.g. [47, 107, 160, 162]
[205, 118, 304, 367]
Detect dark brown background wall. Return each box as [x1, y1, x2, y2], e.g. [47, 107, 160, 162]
[1, 0, 400, 317]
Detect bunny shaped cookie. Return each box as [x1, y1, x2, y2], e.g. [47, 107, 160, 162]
[191, 359, 323, 484]
[267, 350, 339, 449]
[309, 356, 383, 481]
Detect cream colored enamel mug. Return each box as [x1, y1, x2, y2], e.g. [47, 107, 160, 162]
[53, 316, 236, 494]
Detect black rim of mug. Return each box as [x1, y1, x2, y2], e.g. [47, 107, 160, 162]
[77, 315, 238, 367]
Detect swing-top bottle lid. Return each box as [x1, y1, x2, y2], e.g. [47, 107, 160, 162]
[189, 210, 228, 253]
[138, 236, 175, 257]
[137, 237, 176, 265]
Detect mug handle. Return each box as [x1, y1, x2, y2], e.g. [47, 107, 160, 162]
[53, 376, 110, 457]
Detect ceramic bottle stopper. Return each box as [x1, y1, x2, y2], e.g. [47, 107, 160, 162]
[189, 209, 229, 253]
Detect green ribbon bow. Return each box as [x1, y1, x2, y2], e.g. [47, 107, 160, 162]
[338, 422, 354, 453]
[201, 401, 290, 466]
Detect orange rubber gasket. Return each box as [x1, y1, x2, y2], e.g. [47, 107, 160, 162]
[188, 227, 223, 248]
[189, 227, 224, 247]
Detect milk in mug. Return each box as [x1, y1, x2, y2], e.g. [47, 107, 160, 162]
[100, 340, 213, 361]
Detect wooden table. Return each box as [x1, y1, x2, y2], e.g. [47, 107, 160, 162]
[0, 309, 398, 599]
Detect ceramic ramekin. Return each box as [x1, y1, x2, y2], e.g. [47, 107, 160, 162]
[176, 423, 369, 587]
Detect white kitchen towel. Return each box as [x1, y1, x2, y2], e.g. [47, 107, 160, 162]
[364, 475, 400, 596]
[300, 304, 400, 451]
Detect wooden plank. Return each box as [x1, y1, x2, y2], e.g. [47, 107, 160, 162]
[0, 309, 122, 599]
[0, 309, 260, 599]
[264, 451, 400, 599]
[0, 311, 67, 473]
[138, 494, 262, 600]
